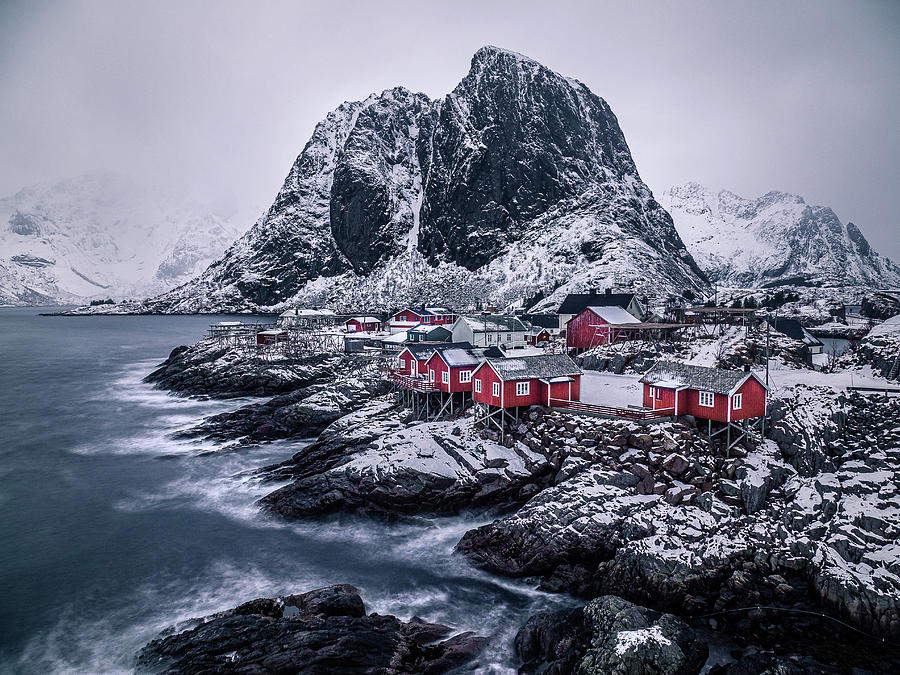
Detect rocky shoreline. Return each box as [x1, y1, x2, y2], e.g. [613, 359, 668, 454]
[140, 340, 900, 672]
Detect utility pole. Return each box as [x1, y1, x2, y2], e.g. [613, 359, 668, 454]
[765, 315, 771, 388]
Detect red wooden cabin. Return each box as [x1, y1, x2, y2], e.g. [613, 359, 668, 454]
[425, 347, 485, 393]
[344, 316, 382, 333]
[566, 306, 641, 350]
[388, 307, 457, 333]
[472, 354, 581, 409]
[256, 329, 288, 345]
[639, 360, 767, 422]
[396, 342, 473, 378]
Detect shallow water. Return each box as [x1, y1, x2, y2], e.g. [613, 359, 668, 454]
[0, 308, 569, 673]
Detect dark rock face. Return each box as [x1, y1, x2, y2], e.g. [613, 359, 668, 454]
[136, 584, 487, 674]
[516, 596, 707, 675]
[144, 339, 343, 399]
[147, 46, 706, 313]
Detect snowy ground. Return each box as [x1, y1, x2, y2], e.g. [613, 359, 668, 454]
[579, 371, 643, 407]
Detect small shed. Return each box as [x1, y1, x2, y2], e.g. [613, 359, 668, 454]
[344, 316, 382, 333]
[472, 354, 582, 409]
[566, 306, 641, 350]
[639, 360, 767, 422]
[256, 329, 288, 345]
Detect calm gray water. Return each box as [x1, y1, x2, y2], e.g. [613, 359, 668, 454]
[0, 307, 566, 673]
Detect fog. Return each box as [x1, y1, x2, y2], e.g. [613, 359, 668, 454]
[1, 0, 897, 256]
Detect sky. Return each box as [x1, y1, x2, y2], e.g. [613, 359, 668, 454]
[1, 0, 898, 258]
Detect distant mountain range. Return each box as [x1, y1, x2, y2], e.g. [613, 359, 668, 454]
[0, 174, 244, 305]
[143, 46, 708, 313]
[661, 182, 900, 289]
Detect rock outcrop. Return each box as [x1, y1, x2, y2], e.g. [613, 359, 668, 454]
[135, 584, 486, 674]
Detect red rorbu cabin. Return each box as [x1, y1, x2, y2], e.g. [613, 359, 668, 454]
[388, 307, 457, 333]
[425, 347, 485, 393]
[396, 342, 473, 378]
[566, 306, 641, 351]
[256, 329, 288, 346]
[639, 360, 767, 422]
[472, 354, 582, 409]
[344, 316, 382, 333]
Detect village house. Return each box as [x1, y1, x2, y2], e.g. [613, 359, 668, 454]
[343, 316, 382, 333]
[256, 329, 289, 346]
[395, 342, 473, 378]
[557, 288, 644, 326]
[761, 317, 824, 365]
[450, 315, 530, 348]
[387, 307, 457, 333]
[424, 346, 487, 393]
[566, 305, 641, 351]
[639, 360, 767, 422]
[407, 324, 452, 343]
[524, 314, 562, 345]
[472, 353, 582, 409]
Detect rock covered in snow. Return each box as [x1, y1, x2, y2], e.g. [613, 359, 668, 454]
[661, 182, 900, 289]
[143, 46, 707, 314]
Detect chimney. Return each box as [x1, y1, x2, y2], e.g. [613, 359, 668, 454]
[605, 287, 612, 295]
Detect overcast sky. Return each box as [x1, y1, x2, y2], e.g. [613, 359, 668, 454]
[1, 0, 898, 257]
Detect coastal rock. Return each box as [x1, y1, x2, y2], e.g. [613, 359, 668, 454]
[144, 338, 344, 398]
[135, 584, 486, 674]
[516, 595, 707, 675]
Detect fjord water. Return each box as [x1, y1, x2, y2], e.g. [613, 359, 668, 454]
[0, 308, 566, 673]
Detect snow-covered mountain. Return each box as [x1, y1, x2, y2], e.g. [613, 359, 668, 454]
[147, 46, 708, 313]
[661, 182, 900, 289]
[0, 174, 244, 305]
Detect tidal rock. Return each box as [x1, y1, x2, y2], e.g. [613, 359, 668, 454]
[135, 584, 487, 674]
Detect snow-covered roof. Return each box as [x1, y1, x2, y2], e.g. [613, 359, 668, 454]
[640, 360, 763, 395]
[280, 308, 336, 317]
[257, 329, 287, 336]
[216, 321, 242, 326]
[481, 354, 581, 381]
[347, 316, 380, 323]
[381, 332, 408, 344]
[409, 324, 451, 335]
[401, 342, 474, 360]
[585, 306, 641, 324]
[457, 315, 529, 333]
[436, 347, 486, 367]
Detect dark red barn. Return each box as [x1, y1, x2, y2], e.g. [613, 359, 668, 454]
[472, 354, 581, 409]
[256, 329, 288, 345]
[344, 316, 382, 333]
[566, 306, 641, 351]
[639, 360, 767, 422]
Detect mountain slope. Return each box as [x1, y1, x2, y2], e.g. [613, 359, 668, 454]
[661, 182, 900, 288]
[148, 47, 707, 313]
[0, 175, 244, 305]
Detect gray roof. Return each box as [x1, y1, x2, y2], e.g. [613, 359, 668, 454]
[639, 360, 756, 395]
[402, 342, 472, 360]
[437, 347, 488, 367]
[482, 354, 581, 381]
[457, 314, 530, 333]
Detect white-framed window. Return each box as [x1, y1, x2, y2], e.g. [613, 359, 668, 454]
[649, 386, 656, 399]
[411, 361, 417, 376]
[732, 393, 742, 410]
[699, 390, 714, 407]
[429, 369, 435, 382]
[507, 333, 512, 341]
[442, 371, 449, 384]
[516, 381, 530, 396]
[487, 333, 494, 343]
[492, 381, 500, 397]
[474, 379, 482, 393]
[459, 370, 472, 383]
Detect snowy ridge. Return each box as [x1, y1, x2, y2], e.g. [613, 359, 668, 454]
[0, 174, 243, 305]
[661, 182, 900, 288]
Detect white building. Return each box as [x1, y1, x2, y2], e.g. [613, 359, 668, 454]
[450, 315, 530, 348]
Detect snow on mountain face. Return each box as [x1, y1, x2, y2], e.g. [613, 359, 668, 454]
[661, 182, 900, 289]
[149, 46, 707, 313]
[0, 175, 244, 306]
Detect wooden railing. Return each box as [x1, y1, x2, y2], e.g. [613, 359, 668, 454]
[391, 371, 439, 392]
[550, 399, 674, 420]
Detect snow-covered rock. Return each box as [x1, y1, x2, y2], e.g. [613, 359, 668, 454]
[144, 46, 707, 314]
[661, 182, 900, 289]
[0, 174, 243, 305]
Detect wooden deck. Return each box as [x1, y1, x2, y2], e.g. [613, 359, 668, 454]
[550, 398, 674, 421]
[391, 372, 439, 392]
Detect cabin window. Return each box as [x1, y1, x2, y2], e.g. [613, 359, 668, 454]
[492, 381, 500, 397]
[475, 379, 482, 393]
[649, 386, 656, 399]
[516, 381, 530, 396]
[699, 391, 714, 407]
[487, 334, 494, 343]
[507, 333, 512, 341]
[459, 370, 472, 383]
[442, 371, 449, 384]
[732, 393, 742, 410]
[430, 369, 435, 382]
